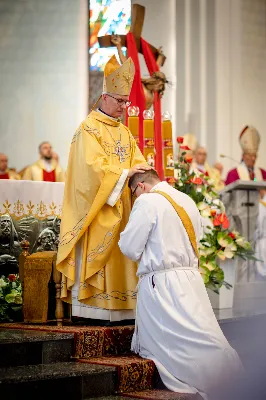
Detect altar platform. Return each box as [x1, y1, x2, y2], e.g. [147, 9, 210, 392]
[1, 297, 266, 399]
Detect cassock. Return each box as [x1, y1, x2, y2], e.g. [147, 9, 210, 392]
[254, 195, 266, 279]
[119, 181, 242, 398]
[225, 163, 266, 185]
[22, 159, 65, 182]
[0, 169, 20, 180]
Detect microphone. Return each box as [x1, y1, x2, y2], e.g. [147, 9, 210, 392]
[220, 154, 240, 164]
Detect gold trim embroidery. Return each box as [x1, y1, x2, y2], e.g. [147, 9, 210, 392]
[0, 200, 62, 220]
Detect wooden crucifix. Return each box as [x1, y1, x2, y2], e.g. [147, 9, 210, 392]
[98, 3, 166, 66]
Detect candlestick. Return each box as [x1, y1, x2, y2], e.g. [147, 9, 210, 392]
[127, 106, 140, 146]
[162, 112, 174, 184]
[143, 110, 155, 167]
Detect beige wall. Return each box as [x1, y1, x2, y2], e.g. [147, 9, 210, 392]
[0, 0, 88, 170]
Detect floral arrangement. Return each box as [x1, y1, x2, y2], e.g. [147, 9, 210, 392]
[175, 137, 257, 293]
[0, 274, 23, 321]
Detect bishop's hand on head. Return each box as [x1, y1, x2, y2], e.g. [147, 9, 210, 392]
[128, 164, 152, 178]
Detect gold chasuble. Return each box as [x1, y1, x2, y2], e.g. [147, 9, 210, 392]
[22, 160, 65, 182]
[57, 111, 145, 310]
[57, 55, 146, 313]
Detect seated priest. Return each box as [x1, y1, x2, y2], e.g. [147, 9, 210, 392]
[22, 142, 65, 182]
[192, 147, 224, 191]
[0, 153, 20, 180]
[225, 126, 266, 185]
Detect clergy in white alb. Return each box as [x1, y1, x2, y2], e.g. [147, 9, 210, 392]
[119, 169, 243, 399]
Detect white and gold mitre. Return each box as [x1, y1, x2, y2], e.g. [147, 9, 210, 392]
[239, 125, 260, 154]
[103, 55, 135, 96]
[183, 133, 198, 152]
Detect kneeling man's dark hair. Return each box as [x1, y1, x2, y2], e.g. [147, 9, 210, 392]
[128, 168, 160, 189]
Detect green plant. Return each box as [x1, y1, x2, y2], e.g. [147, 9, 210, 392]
[175, 137, 257, 293]
[0, 274, 22, 321]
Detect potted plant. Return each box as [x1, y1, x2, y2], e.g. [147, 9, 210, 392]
[0, 274, 23, 322]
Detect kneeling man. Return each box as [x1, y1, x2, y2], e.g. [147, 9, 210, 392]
[119, 169, 243, 399]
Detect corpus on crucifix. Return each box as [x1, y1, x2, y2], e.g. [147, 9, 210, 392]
[98, 3, 168, 110]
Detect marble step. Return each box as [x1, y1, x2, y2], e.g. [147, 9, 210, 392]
[0, 328, 74, 367]
[0, 361, 116, 400]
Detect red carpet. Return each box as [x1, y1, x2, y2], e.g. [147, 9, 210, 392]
[78, 355, 155, 393]
[121, 389, 200, 399]
[0, 323, 202, 399]
[0, 323, 134, 358]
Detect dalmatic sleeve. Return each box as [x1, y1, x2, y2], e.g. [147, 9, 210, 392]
[106, 169, 129, 206]
[119, 196, 154, 262]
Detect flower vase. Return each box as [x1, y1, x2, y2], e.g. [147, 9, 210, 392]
[207, 258, 237, 309]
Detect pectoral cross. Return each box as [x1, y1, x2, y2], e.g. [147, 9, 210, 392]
[114, 141, 126, 163]
[98, 4, 166, 67]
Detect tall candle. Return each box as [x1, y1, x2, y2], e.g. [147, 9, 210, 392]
[143, 110, 155, 167]
[162, 113, 174, 184]
[128, 106, 140, 145]
[128, 116, 139, 145]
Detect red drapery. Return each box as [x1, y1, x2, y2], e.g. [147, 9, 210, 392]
[126, 32, 164, 179]
[141, 38, 163, 180]
[126, 32, 145, 152]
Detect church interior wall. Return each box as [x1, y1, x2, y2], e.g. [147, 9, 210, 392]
[132, 0, 177, 151]
[0, 0, 265, 176]
[0, 0, 88, 171]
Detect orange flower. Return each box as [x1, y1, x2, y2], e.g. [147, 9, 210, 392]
[190, 177, 203, 185]
[213, 213, 230, 229]
[210, 209, 217, 217]
[185, 155, 193, 163]
[177, 136, 184, 144]
[180, 145, 191, 151]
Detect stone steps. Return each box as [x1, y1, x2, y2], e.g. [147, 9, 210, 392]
[0, 328, 73, 367]
[0, 361, 116, 400]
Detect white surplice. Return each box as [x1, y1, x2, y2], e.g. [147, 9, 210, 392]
[119, 181, 243, 398]
[254, 195, 266, 280]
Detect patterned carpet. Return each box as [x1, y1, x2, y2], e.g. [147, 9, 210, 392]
[78, 355, 155, 393]
[0, 323, 134, 358]
[121, 390, 201, 399]
[0, 323, 202, 399]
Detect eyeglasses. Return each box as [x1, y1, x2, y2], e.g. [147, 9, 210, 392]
[107, 94, 132, 107]
[132, 181, 144, 197]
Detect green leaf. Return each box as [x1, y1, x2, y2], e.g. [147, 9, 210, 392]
[217, 232, 233, 247]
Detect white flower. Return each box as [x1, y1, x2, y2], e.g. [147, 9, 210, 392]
[12, 282, 16, 289]
[178, 182, 183, 187]
[0, 278, 7, 288]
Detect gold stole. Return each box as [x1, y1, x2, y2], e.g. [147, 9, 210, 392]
[153, 190, 199, 260]
[237, 164, 263, 181]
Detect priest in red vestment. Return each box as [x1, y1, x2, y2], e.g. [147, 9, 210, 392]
[225, 126, 266, 185]
[22, 142, 65, 182]
[0, 153, 20, 180]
